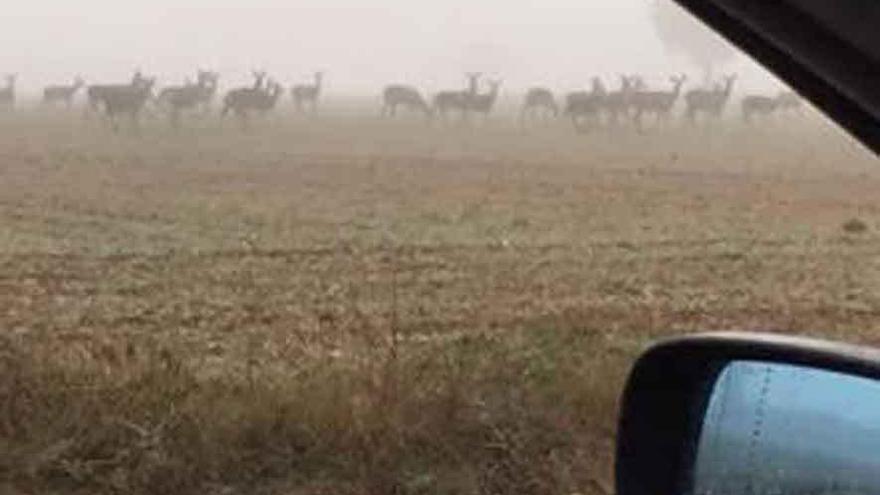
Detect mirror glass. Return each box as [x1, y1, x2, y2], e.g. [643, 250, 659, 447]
[693, 361, 880, 495]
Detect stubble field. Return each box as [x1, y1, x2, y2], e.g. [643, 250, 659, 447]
[0, 106, 877, 494]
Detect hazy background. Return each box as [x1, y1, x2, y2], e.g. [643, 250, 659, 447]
[4, 0, 781, 97]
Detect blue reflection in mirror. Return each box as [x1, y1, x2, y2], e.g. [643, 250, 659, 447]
[694, 361, 880, 495]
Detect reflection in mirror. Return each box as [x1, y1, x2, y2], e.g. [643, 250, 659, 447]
[693, 361, 880, 495]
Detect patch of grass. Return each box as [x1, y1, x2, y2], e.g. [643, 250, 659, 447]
[0, 109, 878, 494]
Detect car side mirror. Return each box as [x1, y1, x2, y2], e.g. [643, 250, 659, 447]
[615, 333, 880, 495]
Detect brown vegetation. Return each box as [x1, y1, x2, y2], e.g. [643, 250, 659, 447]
[0, 109, 877, 494]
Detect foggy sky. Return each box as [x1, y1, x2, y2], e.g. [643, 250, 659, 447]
[4, 0, 779, 96]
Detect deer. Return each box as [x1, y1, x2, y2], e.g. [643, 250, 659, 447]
[87, 71, 148, 115]
[221, 77, 284, 129]
[0, 75, 17, 108]
[291, 71, 324, 114]
[520, 87, 560, 124]
[380, 85, 432, 119]
[88, 75, 156, 132]
[602, 75, 640, 126]
[630, 74, 687, 130]
[157, 70, 220, 128]
[564, 77, 607, 133]
[469, 79, 502, 121]
[684, 74, 737, 124]
[741, 94, 784, 123]
[43, 77, 85, 108]
[432, 72, 481, 122]
[776, 91, 803, 113]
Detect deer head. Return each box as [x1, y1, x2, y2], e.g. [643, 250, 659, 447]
[465, 72, 482, 93]
[74, 76, 85, 88]
[252, 70, 267, 89]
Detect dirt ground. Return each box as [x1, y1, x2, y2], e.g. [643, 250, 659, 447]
[0, 107, 877, 494]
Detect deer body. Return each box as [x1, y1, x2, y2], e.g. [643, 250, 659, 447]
[0, 75, 17, 108]
[564, 78, 607, 133]
[469, 79, 502, 118]
[381, 85, 431, 118]
[43, 77, 85, 107]
[158, 71, 220, 127]
[741, 94, 782, 123]
[521, 87, 559, 122]
[602, 76, 639, 125]
[222, 80, 284, 128]
[631, 75, 687, 129]
[87, 75, 156, 131]
[684, 75, 737, 123]
[292, 72, 324, 113]
[433, 73, 481, 121]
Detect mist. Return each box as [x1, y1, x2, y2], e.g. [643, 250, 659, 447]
[5, 0, 780, 98]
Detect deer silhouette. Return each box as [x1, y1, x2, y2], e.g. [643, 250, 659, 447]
[43, 77, 85, 108]
[157, 70, 220, 128]
[432, 72, 481, 122]
[684, 74, 737, 123]
[381, 85, 432, 119]
[292, 71, 324, 114]
[0, 75, 17, 109]
[564, 77, 607, 133]
[87, 74, 156, 132]
[469, 79, 502, 120]
[222, 77, 284, 129]
[631, 74, 687, 130]
[521, 87, 559, 125]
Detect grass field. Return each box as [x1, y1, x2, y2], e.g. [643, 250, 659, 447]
[0, 107, 877, 494]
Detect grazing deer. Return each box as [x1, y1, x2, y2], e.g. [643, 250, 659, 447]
[291, 71, 324, 114]
[684, 74, 737, 123]
[221, 78, 284, 129]
[0, 75, 17, 108]
[631, 74, 687, 130]
[432, 72, 481, 122]
[43, 77, 85, 108]
[602, 75, 640, 126]
[157, 70, 220, 127]
[88, 75, 156, 132]
[564, 77, 607, 133]
[776, 91, 803, 113]
[380, 85, 432, 119]
[741, 94, 783, 123]
[520, 87, 559, 124]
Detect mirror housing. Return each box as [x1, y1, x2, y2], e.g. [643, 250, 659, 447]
[615, 332, 880, 495]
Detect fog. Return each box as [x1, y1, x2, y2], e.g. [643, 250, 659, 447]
[5, 0, 780, 96]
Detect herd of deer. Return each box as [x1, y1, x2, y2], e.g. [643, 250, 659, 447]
[0, 70, 802, 132]
[383, 72, 801, 132]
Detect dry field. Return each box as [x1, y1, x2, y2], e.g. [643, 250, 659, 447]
[0, 107, 877, 494]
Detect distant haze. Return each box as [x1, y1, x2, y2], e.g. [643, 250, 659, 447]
[5, 0, 782, 96]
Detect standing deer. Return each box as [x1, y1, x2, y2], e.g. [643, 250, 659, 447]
[157, 70, 220, 128]
[222, 78, 284, 129]
[469, 79, 502, 120]
[432, 72, 481, 122]
[684, 74, 737, 123]
[602, 75, 639, 126]
[631, 74, 687, 130]
[87, 71, 148, 115]
[0, 75, 17, 109]
[291, 71, 324, 114]
[564, 77, 607, 133]
[520, 87, 559, 124]
[381, 85, 432, 119]
[43, 77, 85, 108]
[88, 75, 156, 132]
